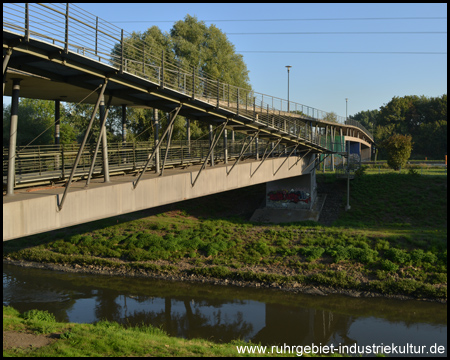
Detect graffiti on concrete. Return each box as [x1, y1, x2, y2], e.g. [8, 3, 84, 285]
[267, 188, 311, 204]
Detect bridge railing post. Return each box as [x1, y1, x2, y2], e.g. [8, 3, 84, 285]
[24, 3, 30, 42]
[120, 29, 124, 73]
[64, 3, 69, 54]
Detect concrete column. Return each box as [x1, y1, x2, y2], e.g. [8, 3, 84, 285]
[223, 129, 228, 164]
[209, 124, 214, 167]
[122, 104, 127, 163]
[6, 79, 20, 196]
[231, 130, 235, 143]
[55, 100, 60, 145]
[154, 108, 160, 174]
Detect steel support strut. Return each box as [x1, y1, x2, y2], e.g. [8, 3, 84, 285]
[303, 153, 330, 173]
[58, 79, 108, 210]
[3, 48, 13, 96]
[251, 138, 282, 177]
[273, 144, 299, 176]
[85, 94, 113, 186]
[191, 119, 229, 187]
[160, 117, 175, 176]
[133, 106, 182, 189]
[226, 130, 260, 176]
[289, 149, 312, 170]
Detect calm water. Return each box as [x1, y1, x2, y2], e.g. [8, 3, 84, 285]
[3, 263, 447, 356]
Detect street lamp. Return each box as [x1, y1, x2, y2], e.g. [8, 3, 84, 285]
[286, 65, 292, 113]
[345, 97, 351, 211]
[345, 98, 348, 123]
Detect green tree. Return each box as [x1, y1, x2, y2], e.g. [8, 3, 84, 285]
[375, 95, 447, 159]
[323, 111, 338, 123]
[349, 109, 380, 136]
[382, 134, 413, 170]
[3, 99, 56, 146]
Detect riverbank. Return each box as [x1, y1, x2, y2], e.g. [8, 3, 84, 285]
[4, 306, 291, 357]
[3, 169, 447, 303]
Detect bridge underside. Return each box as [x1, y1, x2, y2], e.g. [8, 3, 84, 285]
[3, 154, 316, 241]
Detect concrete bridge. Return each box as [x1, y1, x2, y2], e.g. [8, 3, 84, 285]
[3, 3, 374, 241]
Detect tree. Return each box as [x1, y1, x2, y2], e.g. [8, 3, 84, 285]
[382, 134, 413, 170]
[375, 95, 447, 159]
[349, 109, 380, 136]
[3, 99, 56, 147]
[323, 112, 338, 123]
[170, 15, 251, 90]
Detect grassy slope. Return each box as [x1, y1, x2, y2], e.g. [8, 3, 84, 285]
[3, 166, 447, 300]
[4, 306, 296, 357]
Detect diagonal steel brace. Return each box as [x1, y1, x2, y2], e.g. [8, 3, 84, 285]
[273, 144, 300, 176]
[289, 148, 312, 170]
[133, 105, 182, 189]
[85, 94, 113, 186]
[58, 79, 108, 211]
[226, 130, 260, 176]
[303, 153, 330, 173]
[160, 117, 175, 176]
[191, 119, 229, 187]
[250, 138, 282, 177]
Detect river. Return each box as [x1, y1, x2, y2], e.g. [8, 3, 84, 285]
[3, 263, 447, 356]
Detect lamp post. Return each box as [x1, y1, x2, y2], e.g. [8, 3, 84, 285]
[345, 98, 348, 123]
[286, 65, 292, 113]
[345, 97, 351, 211]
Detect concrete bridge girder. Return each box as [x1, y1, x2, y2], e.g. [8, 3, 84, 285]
[3, 154, 317, 241]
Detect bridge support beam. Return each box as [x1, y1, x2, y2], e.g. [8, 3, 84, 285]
[6, 78, 20, 196]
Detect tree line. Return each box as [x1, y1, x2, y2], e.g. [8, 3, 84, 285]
[349, 94, 447, 160]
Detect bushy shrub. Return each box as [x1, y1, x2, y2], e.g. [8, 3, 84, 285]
[385, 248, 410, 264]
[380, 259, 399, 272]
[300, 246, 325, 262]
[22, 309, 56, 322]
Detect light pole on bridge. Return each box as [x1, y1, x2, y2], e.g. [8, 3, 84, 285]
[286, 65, 292, 113]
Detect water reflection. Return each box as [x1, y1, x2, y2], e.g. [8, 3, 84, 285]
[3, 263, 447, 355]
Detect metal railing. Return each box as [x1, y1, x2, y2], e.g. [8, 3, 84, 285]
[3, 137, 347, 187]
[3, 3, 373, 147]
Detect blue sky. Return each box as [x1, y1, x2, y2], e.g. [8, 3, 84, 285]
[4, 3, 447, 118]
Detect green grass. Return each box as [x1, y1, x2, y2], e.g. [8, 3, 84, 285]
[3, 170, 447, 301]
[5, 306, 299, 357]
